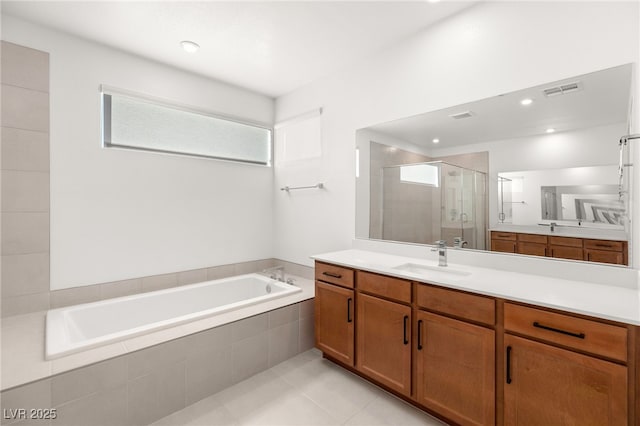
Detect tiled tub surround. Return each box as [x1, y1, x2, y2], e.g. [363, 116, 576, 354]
[1, 41, 51, 318]
[0, 298, 315, 426]
[1, 268, 313, 391]
[2, 257, 313, 318]
[47, 273, 301, 359]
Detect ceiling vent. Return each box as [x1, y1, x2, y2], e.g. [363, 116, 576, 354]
[449, 111, 474, 120]
[543, 81, 582, 97]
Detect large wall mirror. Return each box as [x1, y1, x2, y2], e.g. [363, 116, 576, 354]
[355, 63, 634, 267]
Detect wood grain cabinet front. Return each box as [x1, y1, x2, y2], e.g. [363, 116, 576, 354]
[415, 310, 495, 426]
[504, 334, 628, 426]
[314, 280, 355, 366]
[313, 261, 636, 426]
[356, 292, 412, 396]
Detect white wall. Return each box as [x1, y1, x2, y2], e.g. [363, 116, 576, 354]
[274, 1, 639, 266]
[1, 15, 275, 289]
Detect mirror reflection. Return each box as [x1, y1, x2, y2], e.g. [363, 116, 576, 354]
[356, 63, 633, 266]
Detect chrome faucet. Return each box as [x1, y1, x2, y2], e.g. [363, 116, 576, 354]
[431, 240, 447, 267]
[550, 222, 557, 232]
[263, 266, 285, 282]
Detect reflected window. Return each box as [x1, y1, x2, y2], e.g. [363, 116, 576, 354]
[400, 164, 439, 187]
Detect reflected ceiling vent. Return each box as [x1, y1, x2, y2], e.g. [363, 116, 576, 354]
[543, 81, 582, 97]
[449, 111, 474, 120]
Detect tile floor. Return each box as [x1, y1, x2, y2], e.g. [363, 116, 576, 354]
[151, 349, 447, 426]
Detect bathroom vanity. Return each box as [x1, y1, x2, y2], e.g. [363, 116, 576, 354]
[313, 251, 640, 426]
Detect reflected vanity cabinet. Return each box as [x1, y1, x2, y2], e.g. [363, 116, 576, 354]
[490, 231, 628, 265]
[314, 260, 639, 426]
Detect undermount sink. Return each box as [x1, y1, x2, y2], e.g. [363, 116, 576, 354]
[391, 263, 471, 279]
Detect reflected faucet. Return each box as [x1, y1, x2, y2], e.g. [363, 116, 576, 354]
[453, 237, 468, 248]
[263, 266, 285, 282]
[431, 240, 447, 267]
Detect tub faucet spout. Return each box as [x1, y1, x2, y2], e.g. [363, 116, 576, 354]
[263, 266, 285, 282]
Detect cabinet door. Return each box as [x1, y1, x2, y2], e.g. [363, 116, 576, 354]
[549, 245, 584, 261]
[585, 249, 624, 265]
[504, 334, 627, 426]
[517, 242, 547, 257]
[356, 293, 412, 396]
[491, 239, 516, 253]
[315, 281, 354, 366]
[416, 311, 495, 426]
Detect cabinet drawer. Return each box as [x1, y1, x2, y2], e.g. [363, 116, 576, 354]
[417, 284, 495, 326]
[549, 245, 583, 261]
[491, 240, 516, 253]
[357, 271, 411, 304]
[517, 242, 547, 257]
[504, 303, 627, 362]
[315, 262, 354, 289]
[585, 249, 625, 265]
[583, 239, 624, 252]
[518, 233, 547, 244]
[491, 231, 516, 241]
[548, 236, 583, 247]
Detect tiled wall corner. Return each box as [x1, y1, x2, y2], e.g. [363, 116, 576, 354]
[0, 300, 315, 426]
[1, 41, 51, 318]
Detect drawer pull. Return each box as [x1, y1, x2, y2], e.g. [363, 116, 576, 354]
[595, 243, 614, 248]
[506, 346, 512, 384]
[323, 271, 342, 279]
[533, 321, 585, 339]
[417, 319, 423, 350]
[403, 315, 409, 345]
[347, 298, 353, 323]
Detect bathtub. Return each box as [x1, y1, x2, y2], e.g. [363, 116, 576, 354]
[46, 273, 301, 359]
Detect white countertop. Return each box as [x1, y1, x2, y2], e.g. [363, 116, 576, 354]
[0, 275, 314, 391]
[491, 224, 628, 241]
[312, 249, 640, 326]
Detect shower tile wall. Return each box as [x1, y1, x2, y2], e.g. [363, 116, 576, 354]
[1, 41, 51, 317]
[0, 300, 315, 426]
[369, 141, 431, 241]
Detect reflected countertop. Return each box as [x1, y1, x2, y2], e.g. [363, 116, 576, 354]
[490, 224, 628, 241]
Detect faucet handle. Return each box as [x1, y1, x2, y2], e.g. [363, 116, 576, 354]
[434, 240, 446, 248]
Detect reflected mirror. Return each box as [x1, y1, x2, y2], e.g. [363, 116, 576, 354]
[355, 63, 634, 266]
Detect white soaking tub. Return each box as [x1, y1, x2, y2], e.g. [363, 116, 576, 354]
[46, 273, 301, 359]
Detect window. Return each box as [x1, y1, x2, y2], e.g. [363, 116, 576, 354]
[101, 86, 272, 165]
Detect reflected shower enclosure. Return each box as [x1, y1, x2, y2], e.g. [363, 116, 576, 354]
[372, 161, 488, 250]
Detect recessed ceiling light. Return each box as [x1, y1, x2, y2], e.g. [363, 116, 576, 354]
[180, 40, 200, 53]
[428, 0, 441, 3]
[520, 98, 533, 106]
[546, 128, 555, 133]
[432, 138, 440, 144]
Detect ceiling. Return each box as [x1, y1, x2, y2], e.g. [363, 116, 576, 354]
[367, 63, 633, 148]
[1, 1, 477, 98]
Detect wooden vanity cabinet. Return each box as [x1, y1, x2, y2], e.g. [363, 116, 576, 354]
[548, 236, 584, 261]
[314, 263, 355, 366]
[517, 233, 548, 257]
[491, 232, 517, 253]
[504, 303, 629, 426]
[314, 261, 637, 426]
